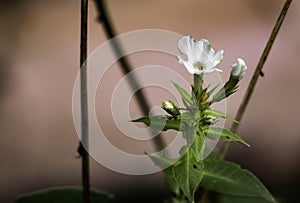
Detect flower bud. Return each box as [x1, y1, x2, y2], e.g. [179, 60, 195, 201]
[231, 58, 247, 80]
[162, 101, 180, 116]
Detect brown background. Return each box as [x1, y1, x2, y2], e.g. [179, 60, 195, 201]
[0, 0, 300, 202]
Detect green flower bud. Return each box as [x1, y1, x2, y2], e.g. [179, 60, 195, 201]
[162, 101, 180, 116]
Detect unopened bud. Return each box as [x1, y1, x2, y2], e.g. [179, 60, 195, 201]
[162, 101, 180, 116]
[231, 58, 247, 80]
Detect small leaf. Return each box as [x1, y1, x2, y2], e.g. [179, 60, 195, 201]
[14, 187, 112, 203]
[165, 167, 181, 196]
[184, 124, 198, 147]
[148, 153, 177, 169]
[203, 126, 250, 147]
[173, 150, 203, 203]
[200, 160, 276, 203]
[172, 82, 193, 107]
[148, 153, 180, 195]
[131, 116, 181, 131]
[191, 132, 205, 162]
[208, 84, 220, 96]
[204, 109, 239, 124]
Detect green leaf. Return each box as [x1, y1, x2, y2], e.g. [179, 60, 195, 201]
[204, 109, 239, 124]
[147, 153, 180, 195]
[203, 126, 250, 147]
[14, 186, 112, 203]
[172, 82, 193, 107]
[165, 167, 181, 196]
[184, 124, 198, 147]
[173, 150, 203, 203]
[200, 160, 276, 203]
[148, 153, 177, 169]
[131, 116, 181, 131]
[208, 84, 220, 96]
[191, 132, 205, 162]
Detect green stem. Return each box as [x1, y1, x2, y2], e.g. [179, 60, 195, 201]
[78, 0, 90, 203]
[193, 74, 203, 93]
[219, 0, 293, 160]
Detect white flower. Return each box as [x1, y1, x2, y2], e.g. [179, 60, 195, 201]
[176, 36, 224, 75]
[231, 58, 247, 80]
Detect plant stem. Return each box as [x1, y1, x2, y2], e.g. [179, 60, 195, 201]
[219, 0, 293, 160]
[93, 0, 166, 150]
[193, 74, 203, 91]
[79, 0, 90, 203]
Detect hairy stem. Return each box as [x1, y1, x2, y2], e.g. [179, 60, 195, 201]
[219, 0, 293, 160]
[93, 0, 166, 150]
[78, 0, 90, 202]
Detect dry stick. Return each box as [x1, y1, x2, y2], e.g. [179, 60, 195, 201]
[93, 0, 166, 150]
[219, 0, 293, 160]
[78, 0, 90, 203]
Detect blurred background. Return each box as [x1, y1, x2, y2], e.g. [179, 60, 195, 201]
[0, 0, 300, 202]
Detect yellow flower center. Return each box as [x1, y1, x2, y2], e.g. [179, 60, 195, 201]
[194, 62, 205, 70]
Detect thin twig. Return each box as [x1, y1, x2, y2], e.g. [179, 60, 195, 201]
[78, 0, 90, 202]
[219, 0, 293, 160]
[93, 0, 166, 150]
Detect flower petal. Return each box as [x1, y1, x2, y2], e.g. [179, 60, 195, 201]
[178, 36, 193, 57]
[198, 39, 211, 64]
[213, 50, 224, 66]
[202, 68, 222, 74]
[177, 56, 196, 74]
[205, 49, 224, 70]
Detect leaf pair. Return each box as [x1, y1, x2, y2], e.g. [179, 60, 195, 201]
[151, 150, 275, 203]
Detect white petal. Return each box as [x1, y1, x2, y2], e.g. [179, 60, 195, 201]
[213, 50, 224, 65]
[200, 39, 210, 47]
[177, 56, 196, 74]
[198, 39, 212, 64]
[194, 70, 204, 75]
[178, 36, 193, 57]
[203, 68, 218, 74]
[191, 40, 205, 64]
[204, 49, 224, 70]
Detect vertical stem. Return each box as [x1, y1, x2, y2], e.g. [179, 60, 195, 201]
[79, 0, 90, 203]
[219, 0, 293, 160]
[193, 74, 203, 91]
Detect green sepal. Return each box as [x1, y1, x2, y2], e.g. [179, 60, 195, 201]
[211, 77, 239, 103]
[203, 126, 250, 147]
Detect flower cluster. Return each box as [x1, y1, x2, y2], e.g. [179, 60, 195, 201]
[177, 35, 247, 79]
